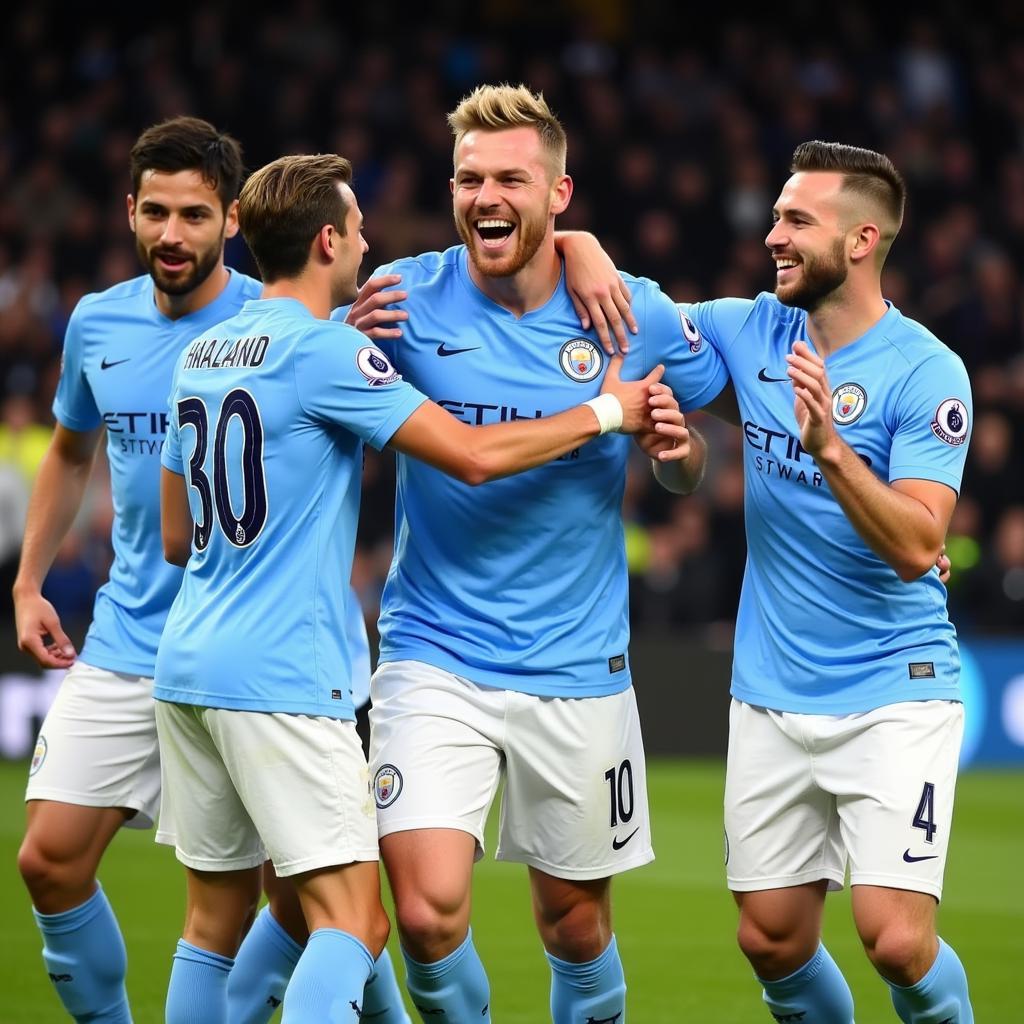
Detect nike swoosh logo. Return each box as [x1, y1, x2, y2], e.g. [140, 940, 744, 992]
[757, 368, 787, 383]
[902, 849, 939, 863]
[100, 357, 131, 370]
[612, 828, 639, 850]
[436, 343, 480, 357]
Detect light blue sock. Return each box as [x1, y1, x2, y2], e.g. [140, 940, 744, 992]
[361, 948, 412, 1023]
[887, 938, 974, 1024]
[33, 882, 132, 1022]
[401, 929, 491, 1022]
[282, 927, 374, 1023]
[546, 933, 627, 1024]
[758, 943, 855, 1023]
[166, 939, 234, 1024]
[227, 906, 303, 1023]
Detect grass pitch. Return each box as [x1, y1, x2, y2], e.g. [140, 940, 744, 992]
[1, 759, 1020, 1021]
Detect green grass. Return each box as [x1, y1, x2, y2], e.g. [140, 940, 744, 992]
[1, 759, 1020, 1021]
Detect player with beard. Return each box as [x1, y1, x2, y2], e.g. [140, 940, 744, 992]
[335, 84, 729, 1023]
[12, 118, 416, 1024]
[659, 143, 973, 1023]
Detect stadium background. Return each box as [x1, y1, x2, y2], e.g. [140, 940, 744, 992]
[0, 2, 1021, 1020]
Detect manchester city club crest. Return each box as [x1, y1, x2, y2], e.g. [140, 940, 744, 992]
[931, 398, 969, 445]
[356, 346, 401, 387]
[831, 382, 867, 425]
[29, 735, 47, 776]
[558, 338, 603, 382]
[373, 763, 403, 809]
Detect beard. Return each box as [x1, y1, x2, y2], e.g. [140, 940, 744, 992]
[455, 206, 548, 278]
[775, 237, 848, 312]
[137, 237, 223, 297]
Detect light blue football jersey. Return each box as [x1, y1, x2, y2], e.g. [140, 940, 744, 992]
[53, 269, 262, 675]
[334, 246, 728, 697]
[682, 294, 972, 713]
[155, 298, 426, 718]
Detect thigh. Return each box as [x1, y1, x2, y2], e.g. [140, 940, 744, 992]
[210, 709, 379, 878]
[154, 701, 266, 872]
[369, 661, 504, 852]
[499, 686, 653, 880]
[26, 661, 161, 829]
[824, 701, 963, 900]
[725, 700, 845, 892]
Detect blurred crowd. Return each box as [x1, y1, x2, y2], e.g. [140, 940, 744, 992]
[1, 2, 1022, 640]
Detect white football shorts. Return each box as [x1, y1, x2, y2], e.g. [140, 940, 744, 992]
[725, 698, 963, 900]
[155, 702, 378, 876]
[25, 660, 160, 829]
[369, 660, 654, 881]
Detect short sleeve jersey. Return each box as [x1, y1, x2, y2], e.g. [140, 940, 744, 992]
[53, 270, 262, 675]
[154, 298, 426, 718]
[681, 293, 973, 713]
[333, 245, 727, 697]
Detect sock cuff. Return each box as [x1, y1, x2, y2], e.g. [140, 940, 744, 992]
[33, 883, 109, 934]
[545, 934, 620, 986]
[758, 943, 827, 993]
[174, 939, 235, 973]
[403, 928, 474, 978]
[260, 905, 304, 960]
[307, 927, 375, 974]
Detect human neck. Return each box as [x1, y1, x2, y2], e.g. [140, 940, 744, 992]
[154, 263, 230, 320]
[467, 241, 561, 318]
[804, 279, 888, 358]
[260, 272, 332, 320]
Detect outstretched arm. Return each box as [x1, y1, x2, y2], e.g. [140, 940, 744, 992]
[389, 355, 664, 484]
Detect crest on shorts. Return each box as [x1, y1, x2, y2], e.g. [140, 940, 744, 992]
[831, 382, 867, 425]
[558, 339, 603, 382]
[29, 735, 47, 776]
[373, 763, 403, 809]
[679, 310, 702, 353]
[356, 346, 401, 387]
[930, 398, 969, 446]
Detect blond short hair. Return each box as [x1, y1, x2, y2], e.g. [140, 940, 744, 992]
[238, 154, 353, 282]
[448, 83, 567, 177]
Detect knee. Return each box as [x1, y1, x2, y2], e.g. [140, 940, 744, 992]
[536, 894, 610, 962]
[736, 914, 808, 978]
[862, 923, 935, 986]
[17, 836, 90, 904]
[394, 891, 466, 959]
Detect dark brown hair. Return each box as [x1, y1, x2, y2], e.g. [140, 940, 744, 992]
[130, 117, 244, 212]
[791, 141, 906, 229]
[238, 154, 353, 282]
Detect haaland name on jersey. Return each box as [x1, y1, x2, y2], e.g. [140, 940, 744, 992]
[181, 334, 269, 370]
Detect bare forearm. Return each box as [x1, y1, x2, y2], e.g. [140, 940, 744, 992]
[652, 427, 707, 495]
[14, 448, 95, 594]
[461, 405, 602, 483]
[816, 439, 946, 581]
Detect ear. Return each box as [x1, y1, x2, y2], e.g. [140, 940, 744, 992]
[849, 222, 881, 265]
[449, 177, 456, 196]
[223, 198, 239, 240]
[126, 193, 136, 233]
[316, 224, 336, 263]
[549, 173, 573, 217]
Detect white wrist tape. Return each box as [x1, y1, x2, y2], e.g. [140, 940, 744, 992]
[583, 393, 624, 435]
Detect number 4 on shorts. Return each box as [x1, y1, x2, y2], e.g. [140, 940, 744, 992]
[912, 781, 937, 843]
